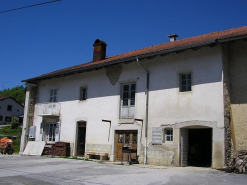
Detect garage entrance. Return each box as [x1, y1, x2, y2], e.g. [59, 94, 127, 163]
[181, 128, 212, 167]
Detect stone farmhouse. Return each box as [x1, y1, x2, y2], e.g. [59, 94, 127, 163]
[20, 26, 247, 168]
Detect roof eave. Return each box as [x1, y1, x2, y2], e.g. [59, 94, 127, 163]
[22, 34, 247, 83]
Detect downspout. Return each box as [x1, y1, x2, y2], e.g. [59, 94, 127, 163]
[136, 57, 149, 165]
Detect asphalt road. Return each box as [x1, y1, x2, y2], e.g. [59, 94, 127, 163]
[0, 155, 246, 185]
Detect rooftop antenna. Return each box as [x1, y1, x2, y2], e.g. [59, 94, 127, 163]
[0, 81, 7, 90]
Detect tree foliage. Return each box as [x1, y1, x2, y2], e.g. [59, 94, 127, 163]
[11, 116, 20, 129]
[0, 85, 25, 103]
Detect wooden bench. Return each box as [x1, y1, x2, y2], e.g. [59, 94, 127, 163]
[86, 152, 108, 160]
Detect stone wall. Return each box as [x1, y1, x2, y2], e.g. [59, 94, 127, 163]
[139, 143, 177, 166]
[229, 40, 247, 151]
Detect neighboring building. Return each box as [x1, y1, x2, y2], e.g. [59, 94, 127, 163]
[20, 26, 247, 168]
[0, 96, 24, 124]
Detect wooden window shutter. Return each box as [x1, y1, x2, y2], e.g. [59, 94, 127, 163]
[152, 127, 162, 145]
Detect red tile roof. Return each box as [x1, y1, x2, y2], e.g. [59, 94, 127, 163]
[23, 26, 247, 83]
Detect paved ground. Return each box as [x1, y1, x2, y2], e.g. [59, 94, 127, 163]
[0, 155, 246, 185]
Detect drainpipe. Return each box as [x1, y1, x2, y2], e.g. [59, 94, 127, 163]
[136, 57, 149, 165]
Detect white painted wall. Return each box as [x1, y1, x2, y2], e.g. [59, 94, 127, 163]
[0, 98, 24, 124]
[30, 45, 224, 167]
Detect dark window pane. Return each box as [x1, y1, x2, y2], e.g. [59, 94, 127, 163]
[125, 134, 130, 144]
[54, 89, 57, 95]
[188, 86, 191, 91]
[123, 85, 129, 91]
[131, 84, 136, 91]
[123, 99, 128, 106]
[182, 86, 187, 92]
[130, 99, 135, 106]
[132, 133, 137, 144]
[123, 92, 129, 99]
[131, 92, 135, 99]
[167, 136, 171, 141]
[182, 80, 186, 85]
[50, 90, 53, 96]
[188, 74, 191, 79]
[171, 136, 173, 141]
[53, 96, 56, 102]
[188, 80, 191, 86]
[181, 74, 186, 80]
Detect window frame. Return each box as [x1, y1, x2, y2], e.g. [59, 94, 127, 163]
[164, 128, 173, 142]
[179, 72, 192, 92]
[121, 83, 136, 107]
[79, 87, 87, 101]
[46, 123, 57, 142]
[5, 116, 11, 122]
[49, 88, 58, 102]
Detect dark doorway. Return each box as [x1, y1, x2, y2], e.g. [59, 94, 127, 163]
[188, 128, 212, 167]
[77, 122, 86, 156]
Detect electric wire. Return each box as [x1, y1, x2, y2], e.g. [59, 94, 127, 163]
[0, 0, 61, 14]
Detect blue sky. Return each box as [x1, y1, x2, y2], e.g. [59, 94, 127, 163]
[0, 0, 246, 90]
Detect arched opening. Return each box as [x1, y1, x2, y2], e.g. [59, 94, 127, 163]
[181, 126, 212, 167]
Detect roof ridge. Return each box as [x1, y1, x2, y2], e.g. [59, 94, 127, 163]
[23, 26, 247, 82]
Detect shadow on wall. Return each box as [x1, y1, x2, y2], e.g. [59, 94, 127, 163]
[35, 47, 223, 104]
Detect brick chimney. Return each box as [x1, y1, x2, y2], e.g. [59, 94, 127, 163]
[93, 39, 107, 62]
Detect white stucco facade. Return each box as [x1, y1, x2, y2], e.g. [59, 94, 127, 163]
[20, 44, 228, 168]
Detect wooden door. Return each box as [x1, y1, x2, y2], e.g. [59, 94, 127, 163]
[77, 122, 86, 156]
[115, 130, 138, 161]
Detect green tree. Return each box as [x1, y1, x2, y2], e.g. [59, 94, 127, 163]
[11, 117, 20, 129]
[0, 85, 25, 103]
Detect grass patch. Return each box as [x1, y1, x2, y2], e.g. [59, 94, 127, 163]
[0, 126, 22, 154]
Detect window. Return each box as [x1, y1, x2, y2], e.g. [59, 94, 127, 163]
[122, 83, 136, 106]
[164, 129, 173, 142]
[5, 116, 11, 122]
[179, 73, 192, 92]
[49, 89, 57, 102]
[0, 116, 2, 121]
[79, 87, 87, 101]
[120, 83, 136, 119]
[46, 123, 57, 142]
[7, 105, 12, 111]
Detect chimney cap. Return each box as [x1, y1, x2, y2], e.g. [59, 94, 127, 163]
[93, 39, 107, 46]
[168, 34, 178, 41]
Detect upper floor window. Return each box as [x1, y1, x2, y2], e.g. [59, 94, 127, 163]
[120, 83, 136, 119]
[179, 73, 192, 92]
[49, 89, 57, 102]
[7, 105, 12, 111]
[79, 87, 87, 101]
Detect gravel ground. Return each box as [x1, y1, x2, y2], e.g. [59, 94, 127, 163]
[0, 155, 246, 185]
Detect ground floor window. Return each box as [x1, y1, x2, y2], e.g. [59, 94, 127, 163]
[164, 129, 173, 142]
[5, 116, 11, 122]
[0, 116, 3, 121]
[46, 123, 57, 142]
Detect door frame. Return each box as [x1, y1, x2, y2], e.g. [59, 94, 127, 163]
[75, 121, 87, 157]
[111, 123, 141, 161]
